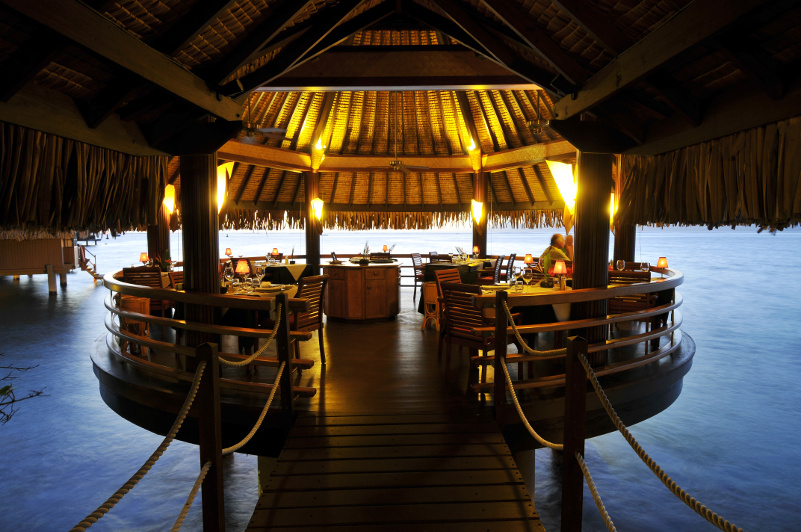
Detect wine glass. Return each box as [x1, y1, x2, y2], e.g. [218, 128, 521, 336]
[223, 264, 234, 288]
[230, 277, 240, 293]
[616, 259, 626, 271]
[522, 269, 533, 285]
[254, 264, 265, 287]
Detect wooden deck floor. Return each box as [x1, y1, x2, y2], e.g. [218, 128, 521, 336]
[245, 289, 545, 531]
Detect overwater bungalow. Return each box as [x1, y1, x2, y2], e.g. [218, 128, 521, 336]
[1, 1, 799, 530]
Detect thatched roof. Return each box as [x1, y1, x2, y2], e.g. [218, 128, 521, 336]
[1, 0, 800, 232]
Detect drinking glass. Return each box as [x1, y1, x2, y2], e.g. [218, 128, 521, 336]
[254, 264, 265, 286]
[522, 269, 533, 285]
[244, 278, 255, 293]
[231, 278, 240, 293]
[641, 262, 650, 273]
[514, 278, 524, 292]
[224, 264, 234, 288]
[616, 259, 626, 271]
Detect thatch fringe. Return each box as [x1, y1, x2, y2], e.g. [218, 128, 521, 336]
[620, 116, 801, 231]
[0, 121, 168, 235]
[489, 209, 563, 229]
[0, 228, 74, 240]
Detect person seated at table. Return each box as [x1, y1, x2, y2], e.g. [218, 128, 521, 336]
[540, 233, 570, 265]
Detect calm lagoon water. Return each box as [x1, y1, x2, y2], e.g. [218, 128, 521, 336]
[1, 225, 799, 531]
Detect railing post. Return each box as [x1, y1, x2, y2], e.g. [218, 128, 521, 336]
[275, 292, 295, 420]
[493, 290, 508, 426]
[561, 336, 588, 532]
[196, 342, 225, 532]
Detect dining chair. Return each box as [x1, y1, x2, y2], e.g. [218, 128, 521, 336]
[477, 254, 505, 285]
[263, 274, 328, 364]
[433, 268, 463, 359]
[411, 252, 425, 301]
[117, 294, 150, 360]
[429, 251, 439, 263]
[122, 266, 173, 319]
[440, 282, 521, 387]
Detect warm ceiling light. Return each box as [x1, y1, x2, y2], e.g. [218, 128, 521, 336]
[471, 200, 483, 224]
[162, 184, 175, 214]
[310, 197, 324, 220]
[217, 162, 234, 214]
[547, 160, 576, 214]
[235, 259, 250, 275]
[467, 138, 475, 151]
[315, 138, 324, 151]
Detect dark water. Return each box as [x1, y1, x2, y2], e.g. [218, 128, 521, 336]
[0, 226, 799, 531]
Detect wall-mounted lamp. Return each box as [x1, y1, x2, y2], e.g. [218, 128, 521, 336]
[217, 162, 234, 214]
[546, 159, 576, 214]
[163, 184, 175, 214]
[310, 197, 324, 221]
[471, 199, 483, 224]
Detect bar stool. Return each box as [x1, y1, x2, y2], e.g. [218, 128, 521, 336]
[421, 282, 439, 331]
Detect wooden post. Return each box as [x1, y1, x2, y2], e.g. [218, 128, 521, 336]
[46, 264, 56, 294]
[573, 152, 613, 352]
[561, 336, 588, 532]
[195, 342, 225, 532]
[472, 170, 488, 255]
[147, 202, 171, 269]
[304, 171, 321, 275]
[613, 222, 636, 262]
[180, 153, 219, 348]
[275, 292, 295, 420]
[493, 289, 508, 426]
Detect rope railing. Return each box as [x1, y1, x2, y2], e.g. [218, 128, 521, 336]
[500, 361, 563, 450]
[502, 301, 567, 357]
[171, 460, 212, 532]
[577, 351, 745, 532]
[217, 303, 283, 368]
[223, 361, 286, 455]
[70, 361, 208, 532]
[576, 451, 617, 532]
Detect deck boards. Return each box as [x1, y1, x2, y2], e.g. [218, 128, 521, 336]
[246, 291, 544, 531]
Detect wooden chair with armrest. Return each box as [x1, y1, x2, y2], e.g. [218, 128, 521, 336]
[440, 282, 521, 388]
[499, 253, 516, 282]
[411, 252, 425, 301]
[478, 255, 505, 285]
[434, 268, 466, 360]
[116, 294, 150, 360]
[122, 266, 173, 319]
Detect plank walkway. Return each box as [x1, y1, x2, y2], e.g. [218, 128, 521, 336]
[245, 289, 545, 531]
[247, 411, 544, 531]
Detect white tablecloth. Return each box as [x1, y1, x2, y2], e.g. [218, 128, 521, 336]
[488, 283, 572, 321]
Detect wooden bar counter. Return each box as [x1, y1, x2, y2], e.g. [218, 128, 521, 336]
[322, 262, 400, 321]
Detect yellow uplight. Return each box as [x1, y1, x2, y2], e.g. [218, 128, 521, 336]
[609, 192, 616, 224]
[162, 184, 175, 214]
[471, 200, 483, 224]
[467, 138, 475, 151]
[217, 162, 234, 214]
[546, 160, 576, 214]
[311, 197, 324, 220]
[315, 138, 324, 151]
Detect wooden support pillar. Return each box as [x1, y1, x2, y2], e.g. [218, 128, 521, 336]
[180, 153, 220, 348]
[613, 222, 636, 262]
[472, 170, 488, 255]
[146, 202, 171, 268]
[573, 153, 613, 350]
[304, 171, 321, 274]
[561, 336, 588, 532]
[195, 343, 225, 532]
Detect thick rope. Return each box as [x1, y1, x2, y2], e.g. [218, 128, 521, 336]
[576, 452, 617, 532]
[503, 301, 566, 356]
[501, 360, 563, 450]
[218, 304, 282, 367]
[578, 352, 745, 532]
[223, 361, 286, 455]
[70, 361, 207, 532]
[171, 461, 212, 532]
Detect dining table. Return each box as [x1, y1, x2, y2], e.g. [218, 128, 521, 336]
[483, 282, 572, 322]
[262, 262, 311, 285]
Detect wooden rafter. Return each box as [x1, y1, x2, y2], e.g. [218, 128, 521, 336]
[272, 171, 288, 207]
[516, 167, 535, 204]
[531, 164, 553, 205]
[455, 91, 480, 153]
[713, 34, 783, 100]
[0, 0, 242, 121]
[548, 0, 631, 55]
[479, 0, 592, 84]
[149, 0, 237, 56]
[552, 0, 772, 120]
[0, 28, 68, 102]
[253, 168, 270, 204]
[234, 164, 257, 204]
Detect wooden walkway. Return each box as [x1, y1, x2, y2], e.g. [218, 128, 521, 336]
[248, 411, 544, 531]
[245, 290, 545, 531]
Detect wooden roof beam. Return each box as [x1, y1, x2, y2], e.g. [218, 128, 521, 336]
[0, 28, 68, 102]
[483, 140, 575, 173]
[548, 0, 632, 55]
[149, 0, 238, 57]
[552, 0, 773, 120]
[203, 1, 316, 85]
[234, 164, 257, 204]
[455, 91, 481, 153]
[479, 0, 592, 84]
[1, 0, 242, 121]
[713, 34, 784, 100]
[221, 0, 369, 96]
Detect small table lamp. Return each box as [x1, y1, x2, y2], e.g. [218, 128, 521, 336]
[656, 256, 668, 277]
[224, 248, 232, 257]
[235, 259, 250, 278]
[139, 252, 149, 266]
[383, 245, 388, 252]
[524, 254, 533, 268]
[553, 260, 567, 290]
[472, 245, 479, 259]
[271, 248, 280, 257]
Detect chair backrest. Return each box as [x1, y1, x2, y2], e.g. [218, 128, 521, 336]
[169, 270, 184, 289]
[411, 252, 423, 270]
[492, 254, 505, 283]
[370, 252, 391, 261]
[440, 282, 486, 337]
[503, 253, 515, 278]
[294, 274, 328, 329]
[429, 251, 438, 262]
[434, 268, 462, 299]
[123, 266, 164, 288]
[608, 269, 651, 284]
